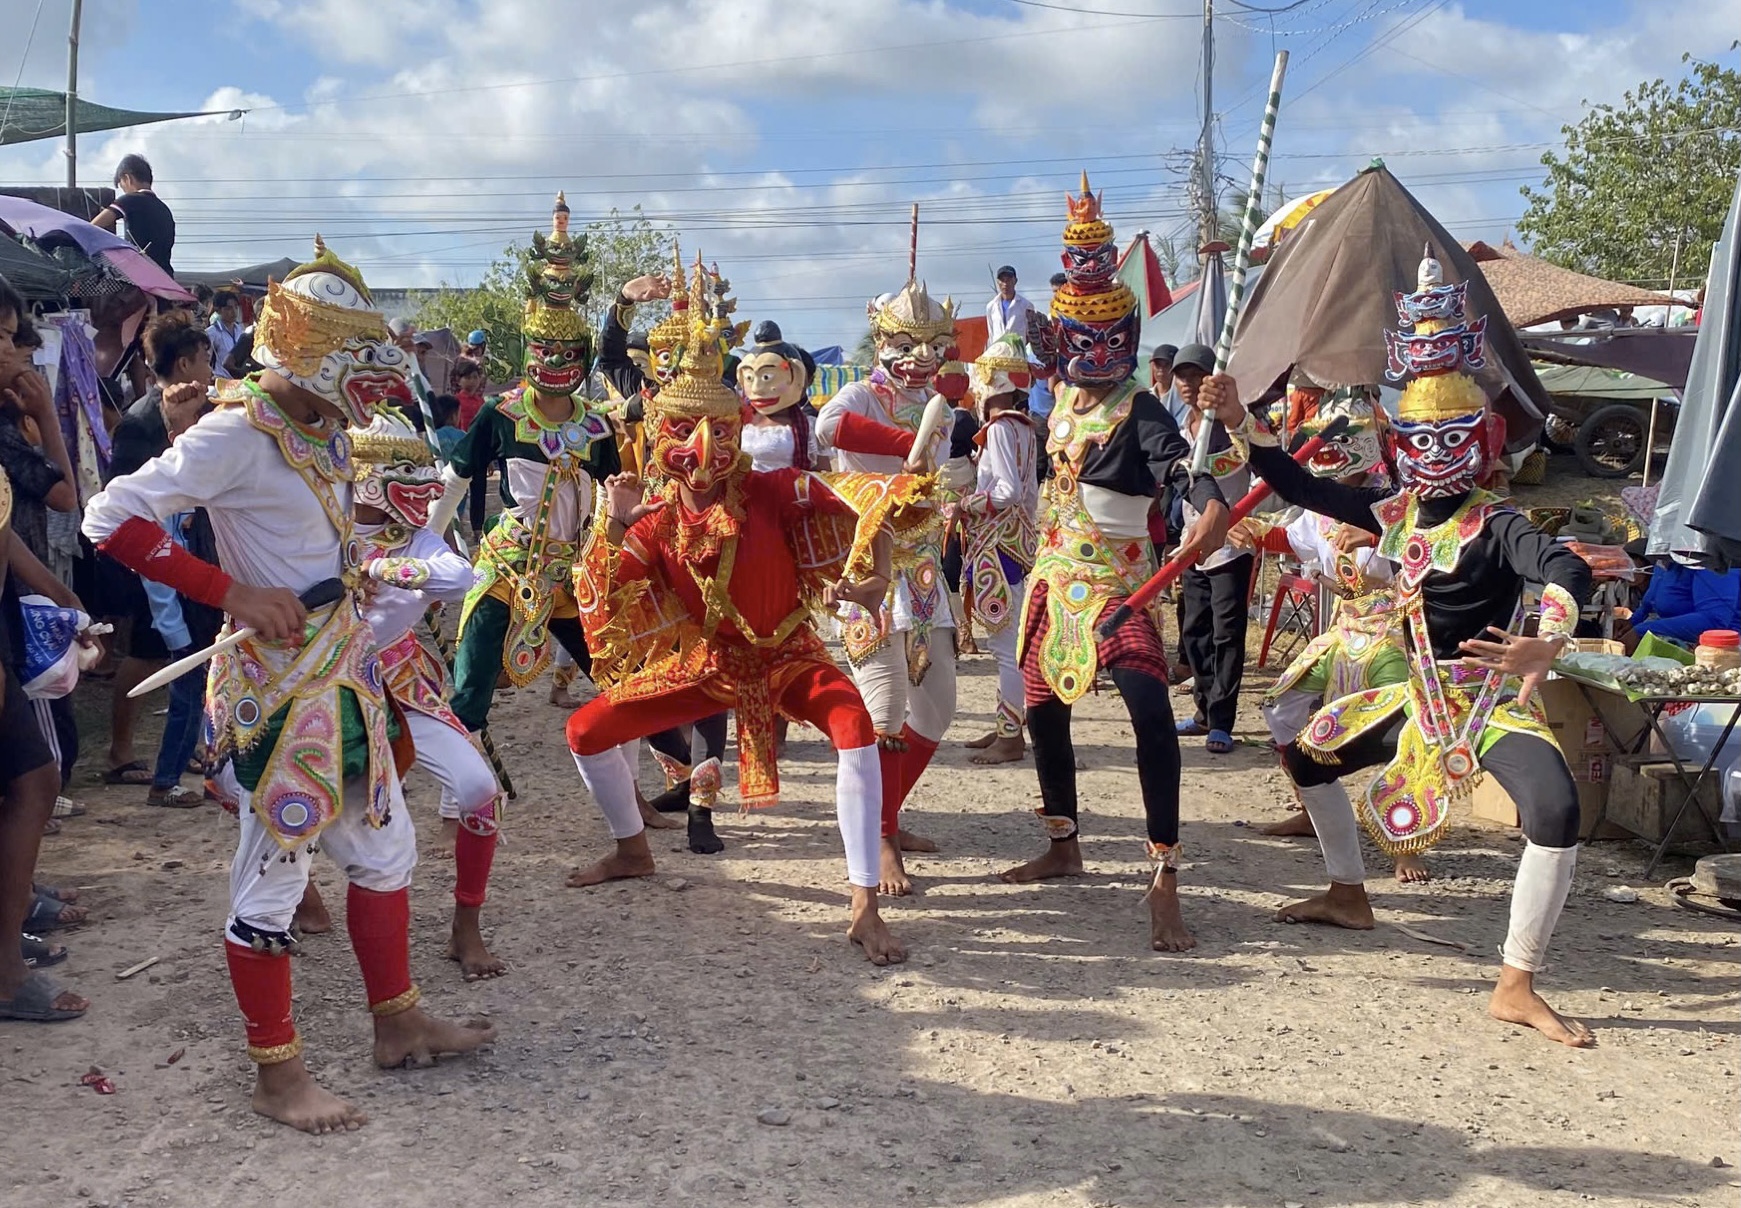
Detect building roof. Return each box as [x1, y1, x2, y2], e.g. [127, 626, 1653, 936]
[1464, 241, 1686, 329]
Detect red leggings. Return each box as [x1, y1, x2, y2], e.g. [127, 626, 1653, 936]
[566, 662, 876, 755]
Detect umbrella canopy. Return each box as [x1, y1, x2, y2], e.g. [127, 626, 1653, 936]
[0, 234, 74, 301]
[0, 195, 192, 302]
[1224, 164, 1550, 447]
[1253, 187, 1336, 259]
[1650, 171, 1741, 568]
[1190, 249, 1228, 349]
[0, 86, 236, 147]
[177, 257, 300, 291]
[1465, 241, 1687, 329]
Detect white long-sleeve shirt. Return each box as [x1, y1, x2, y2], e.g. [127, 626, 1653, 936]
[972, 414, 1039, 516]
[357, 522, 478, 647]
[985, 293, 1034, 343]
[82, 404, 346, 595]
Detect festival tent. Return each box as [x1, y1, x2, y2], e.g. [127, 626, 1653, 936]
[1650, 171, 1741, 568]
[1118, 232, 1174, 323]
[1464, 241, 1688, 329]
[1521, 326, 1698, 394]
[1253, 187, 1336, 260]
[809, 364, 867, 406]
[1224, 163, 1550, 448]
[0, 86, 239, 146]
[178, 258, 301, 293]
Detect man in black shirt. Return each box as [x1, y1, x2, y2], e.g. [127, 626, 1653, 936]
[92, 154, 175, 276]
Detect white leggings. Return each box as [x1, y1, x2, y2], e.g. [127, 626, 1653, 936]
[228, 775, 418, 937]
[402, 711, 500, 821]
[1261, 688, 1317, 747]
[573, 740, 882, 889]
[982, 621, 1024, 727]
[850, 636, 958, 741]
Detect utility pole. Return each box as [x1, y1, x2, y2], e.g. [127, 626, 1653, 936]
[1197, 0, 1217, 253]
[65, 0, 83, 189]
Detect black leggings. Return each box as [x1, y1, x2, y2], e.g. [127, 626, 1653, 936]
[692, 711, 729, 765]
[1028, 667, 1183, 847]
[1283, 722, 1580, 848]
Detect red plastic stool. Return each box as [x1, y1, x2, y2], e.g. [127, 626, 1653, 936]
[1258, 571, 1319, 669]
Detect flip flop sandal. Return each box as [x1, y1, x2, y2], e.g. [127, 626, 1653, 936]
[52, 796, 87, 818]
[41, 818, 61, 836]
[1176, 719, 1210, 737]
[22, 933, 68, 969]
[103, 761, 153, 786]
[33, 883, 79, 904]
[145, 786, 205, 809]
[1205, 729, 1234, 754]
[25, 890, 83, 932]
[0, 971, 87, 1022]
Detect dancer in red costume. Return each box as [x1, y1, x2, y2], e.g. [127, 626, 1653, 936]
[564, 266, 931, 965]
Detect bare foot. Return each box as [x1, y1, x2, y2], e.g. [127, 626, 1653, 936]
[433, 817, 458, 862]
[1394, 853, 1431, 883]
[1274, 882, 1375, 929]
[999, 837, 1084, 883]
[566, 835, 657, 888]
[293, 883, 333, 935]
[1489, 966, 1595, 1048]
[847, 887, 908, 965]
[962, 729, 997, 750]
[547, 683, 575, 708]
[637, 789, 683, 831]
[897, 828, 938, 853]
[970, 735, 1025, 766]
[373, 1006, 497, 1069]
[879, 837, 913, 897]
[251, 1057, 367, 1134]
[446, 907, 507, 980]
[1257, 811, 1316, 838]
[1146, 872, 1197, 952]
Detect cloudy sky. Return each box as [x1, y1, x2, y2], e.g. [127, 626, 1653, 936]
[1, 0, 1736, 346]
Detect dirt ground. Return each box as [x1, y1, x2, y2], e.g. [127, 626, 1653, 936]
[7, 452, 1738, 1208]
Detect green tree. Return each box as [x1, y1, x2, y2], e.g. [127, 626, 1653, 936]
[1518, 55, 1741, 287]
[412, 206, 675, 383]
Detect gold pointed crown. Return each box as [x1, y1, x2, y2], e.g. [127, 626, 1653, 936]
[870, 278, 955, 342]
[647, 240, 692, 356]
[649, 255, 741, 421]
[254, 236, 388, 377]
[1062, 172, 1114, 249]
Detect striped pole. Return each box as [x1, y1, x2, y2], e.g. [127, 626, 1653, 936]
[1190, 48, 1289, 475]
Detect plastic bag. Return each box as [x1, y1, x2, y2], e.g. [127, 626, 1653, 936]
[18, 595, 98, 700]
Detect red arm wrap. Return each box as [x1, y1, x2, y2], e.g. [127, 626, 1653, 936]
[832, 410, 915, 459]
[1258, 525, 1295, 556]
[99, 515, 233, 610]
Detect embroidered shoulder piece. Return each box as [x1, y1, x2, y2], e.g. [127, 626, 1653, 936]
[1046, 380, 1139, 470]
[500, 387, 613, 461]
[1377, 489, 1508, 588]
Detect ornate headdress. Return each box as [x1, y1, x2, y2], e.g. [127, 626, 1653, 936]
[864, 205, 957, 391]
[869, 278, 956, 344]
[651, 257, 742, 423]
[1382, 246, 1503, 497]
[253, 236, 405, 426]
[349, 408, 443, 528]
[520, 196, 593, 398]
[1046, 174, 1139, 385]
[642, 240, 694, 387]
[969, 331, 1035, 414]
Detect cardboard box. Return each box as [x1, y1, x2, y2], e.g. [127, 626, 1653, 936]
[1606, 761, 1722, 847]
[1467, 678, 1640, 838]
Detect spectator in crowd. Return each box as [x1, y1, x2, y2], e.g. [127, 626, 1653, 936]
[1617, 556, 1741, 648]
[1150, 344, 1189, 427]
[461, 329, 488, 366]
[137, 377, 221, 809]
[1170, 343, 1254, 756]
[986, 265, 1033, 344]
[452, 359, 487, 430]
[100, 312, 213, 787]
[431, 393, 465, 462]
[91, 154, 175, 275]
[223, 330, 258, 380]
[206, 290, 245, 375]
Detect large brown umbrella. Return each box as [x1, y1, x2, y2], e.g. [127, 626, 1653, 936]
[1225, 164, 1550, 447]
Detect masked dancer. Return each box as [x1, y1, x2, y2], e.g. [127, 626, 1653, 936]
[999, 176, 1229, 955]
[1198, 247, 1593, 1046]
[83, 240, 494, 1134]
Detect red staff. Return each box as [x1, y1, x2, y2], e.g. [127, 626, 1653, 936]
[1096, 414, 1349, 641]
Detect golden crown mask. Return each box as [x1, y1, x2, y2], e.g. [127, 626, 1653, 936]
[649, 256, 742, 422]
[1049, 282, 1137, 324]
[1062, 172, 1114, 249]
[350, 409, 434, 468]
[284, 234, 374, 303]
[647, 240, 692, 355]
[971, 332, 1033, 386]
[870, 278, 956, 342]
[522, 302, 591, 343]
[254, 279, 390, 378]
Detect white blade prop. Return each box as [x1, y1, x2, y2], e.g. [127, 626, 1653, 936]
[127, 577, 347, 698]
[910, 392, 953, 471]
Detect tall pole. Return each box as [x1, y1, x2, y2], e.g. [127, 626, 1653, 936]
[64, 0, 82, 189]
[1198, 0, 1216, 252]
